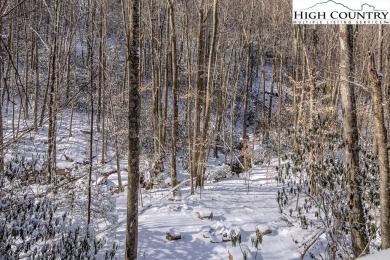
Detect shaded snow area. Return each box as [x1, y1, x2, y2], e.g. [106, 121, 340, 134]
[100, 160, 312, 259]
[358, 249, 390, 260]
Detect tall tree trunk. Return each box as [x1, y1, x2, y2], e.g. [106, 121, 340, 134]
[193, 0, 205, 188]
[261, 53, 266, 131]
[214, 50, 228, 158]
[109, 87, 123, 192]
[277, 52, 284, 183]
[33, 34, 40, 130]
[184, 0, 194, 194]
[87, 0, 94, 225]
[23, 25, 29, 120]
[0, 14, 4, 172]
[168, 0, 178, 190]
[242, 44, 252, 141]
[339, 24, 368, 257]
[242, 44, 252, 172]
[229, 48, 244, 171]
[371, 26, 382, 157]
[198, 0, 218, 187]
[124, 0, 140, 258]
[47, 0, 60, 183]
[161, 22, 169, 170]
[99, 2, 107, 164]
[368, 52, 390, 249]
[265, 57, 276, 145]
[149, 2, 164, 177]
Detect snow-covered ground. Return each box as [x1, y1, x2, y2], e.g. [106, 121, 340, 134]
[358, 249, 390, 260]
[101, 159, 315, 259]
[0, 103, 335, 259]
[3, 93, 386, 259]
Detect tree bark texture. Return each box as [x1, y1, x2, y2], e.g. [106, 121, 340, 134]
[124, 0, 140, 259]
[368, 52, 390, 249]
[339, 24, 368, 257]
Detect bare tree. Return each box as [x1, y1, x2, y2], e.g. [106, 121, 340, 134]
[199, 0, 219, 187]
[0, 1, 5, 172]
[47, 0, 60, 183]
[339, 24, 368, 257]
[123, 0, 140, 258]
[368, 52, 390, 249]
[192, 0, 205, 188]
[87, 0, 95, 226]
[167, 0, 179, 191]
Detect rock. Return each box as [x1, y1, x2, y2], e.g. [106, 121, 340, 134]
[168, 205, 181, 212]
[196, 208, 214, 220]
[256, 224, 272, 235]
[166, 229, 181, 241]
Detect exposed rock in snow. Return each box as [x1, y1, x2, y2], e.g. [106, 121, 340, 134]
[196, 208, 214, 220]
[166, 228, 181, 241]
[256, 224, 273, 235]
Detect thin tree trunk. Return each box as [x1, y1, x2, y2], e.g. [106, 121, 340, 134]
[0, 15, 4, 172]
[23, 25, 29, 120]
[242, 44, 252, 172]
[261, 54, 266, 130]
[33, 35, 40, 130]
[161, 22, 169, 165]
[265, 57, 276, 145]
[183, 1, 194, 194]
[69, 66, 76, 137]
[198, 0, 218, 187]
[168, 0, 178, 190]
[229, 47, 244, 171]
[87, 0, 94, 226]
[242, 44, 252, 141]
[214, 50, 228, 158]
[368, 52, 390, 249]
[47, 0, 60, 183]
[109, 88, 123, 192]
[100, 2, 107, 164]
[39, 56, 51, 127]
[277, 53, 283, 183]
[339, 24, 368, 257]
[193, 0, 205, 188]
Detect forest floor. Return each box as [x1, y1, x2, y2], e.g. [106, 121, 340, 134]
[5, 105, 390, 259]
[3, 101, 312, 259]
[2, 103, 316, 259]
[101, 159, 316, 260]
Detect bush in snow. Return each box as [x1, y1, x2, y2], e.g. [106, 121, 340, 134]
[279, 126, 381, 259]
[0, 156, 117, 259]
[206, 165, 232, 183]
[64, 165, 118, 225]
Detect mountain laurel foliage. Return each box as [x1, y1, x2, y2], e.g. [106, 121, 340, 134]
[278, 123, 380, 259]
[0, 156, 117, 259]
